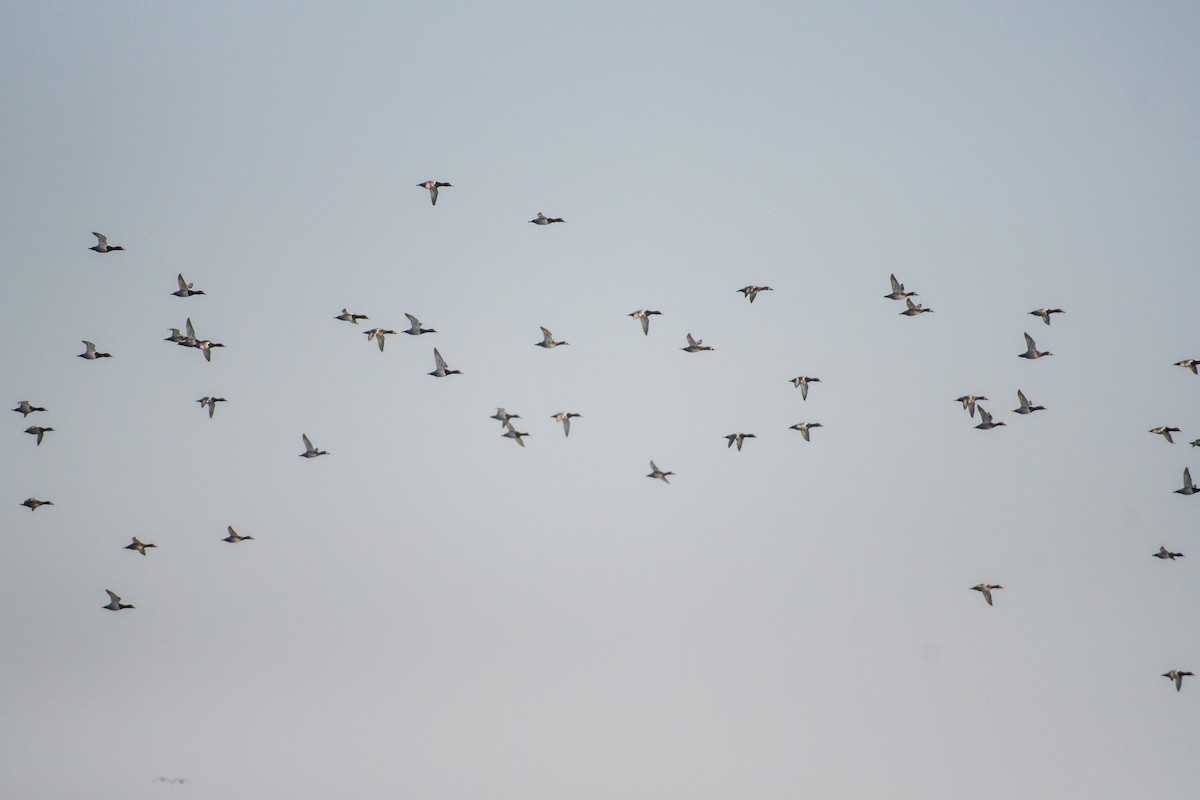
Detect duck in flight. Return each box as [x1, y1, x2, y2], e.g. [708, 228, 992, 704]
[335, 308, 369, 324]
[737, 285, 773, 303]
[681, 333, 713, 352]
[491, 408, 520, 427]
[1174, 359, 1199, 374]
[1019, 332, 1052, 359]
[974, 407, 1005, 430]
[103, 589, 134, 610]
[956, 395, 988, 418]
[1013, 389, 1046, 415]
[300, 433, 329, 458]
[25, 425, 54, 446]
[789, 422, 823, 441]
[89, 232, 124, 252]
[1163, 670, 1194, 692]
[21, 498, 53, 511]
[884, 274, 918, 300]
[725, 433, 757, 451]
[429, 348, 462, 377]
[364, 328, 396, 352]
[552, 412, 582, 437]
[900, 297, 933, 316]
[418, 180, 451, 205]
[791, 376, 820, 400]
[125, 537, 157, 556]
[172, 273, 205, 297]
[1029, 308, 1065, 326]
[502, 420, 530, 447]
[1150, 426, 1181, 444]
[971, 583, 1002, 606]
[536, 326, 568, 348]
[12, 400, 46, 418]
[647, 460, 674, 483]
[628, 309, 662, 335]
[197, 397, 226, 418]
[223, 525, 254, 543]
[78, 340, 112, 359]
[197, 339, 224, 362]
[1153, 546, 1184, 560]
[403, 313, 436, 335]
[529, 212, 564, 225]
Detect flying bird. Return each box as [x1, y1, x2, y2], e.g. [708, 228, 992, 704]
[789, 422, 823, 441]
[1163, 670, 1194, 692]
[197, 397, 226, 418]
[125, 537, 157, 556]
[491, 408, 520, 426]
[25, 425, 54, 446]
[884, 274, 918, 300]
[429, 348, 462, 377]
[1029, 308, 1065, 325]
[628, 309, 662, 335]
[78, 340, 112, 359]
[1175, 467, 1197, 495]
[403, 313, 436, 335]
[103, 589, 134, 610]
[21, 498, 53, 511]
[1150, 426, 1181, 444]
[974, 407, 1006, 430]
[725, 433, 757, 451]
[502, 420, 531, 447]
[12, 400, 46, 418]
[529, 212, 564, 225]
[971, 584, 1003, 606]
[223, 525, 254, 543]
[417, 180, 451, 205]
[89, 232, 124, 252]
[956, 395, 988, 418]
[171, 273, 205, 297]
[647, 461, 674, 483]
[737, 285, 773, 303]
[300, 433, 329, 458]
[552, 412, 582, 437]
[1013, 389, 1046, 415]
[1019, 332, 1052, 359]
[791, 376, 820, 400]
[1174, 359, 1199, 374]
[900, 297, 933, 316]
[335, 308, 369, 324]
[536, 326, 568, 348]
[1152, 546, 1184, 560]
[197, 340, 224, 362]
[363, 328, 396, 352]
[681, 333, 713, 352]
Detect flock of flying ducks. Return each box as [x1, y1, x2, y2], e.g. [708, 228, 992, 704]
[11, 214, 1194, 698]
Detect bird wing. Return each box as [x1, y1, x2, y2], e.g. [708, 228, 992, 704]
[1017, 389, 1028, 409]
[429, 186, 438, 205]
[186, 318, 196, 339]
[106, 589, 120, 603]
[640, 315, 650, 335]
[978, 408, 993, 425]
[434, 348, 447, 371]
[1186, 467, 1194, 489]
[983, 588, 993, 605]
[302, 434, 314, 451]
[890, 274, 902, 292]
[1024, 332, 1036, 350]
[800, 382, 809, 401]
[686, 333, 698, 347]
[93, 232, 108, 246]
[405, 313, 421, 329]
[540, 326, 553, 344]
[563, 417, 571, 437]
[177, 274, 189, 291]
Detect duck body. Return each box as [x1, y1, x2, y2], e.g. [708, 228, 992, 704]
[974, 407, 1006, 430]
[1150, 426, 1181, 443]
[725, 433, 757, 451]
[529, 212, 564, 225]
[647, 460, 674, 483]
[789, 422, 823, 441]
[25, 425, 54, 445]
[300, 433, 329, 458]
[1013, 389, 1045, 414]
[103, 589, 134, 610]
[172, 273, 205, 297]
[125, 537, 157, 556]
[1029, 308, 1065, 325]
[681, 333, 713, 352]
[13, 400, 47, 417]
[78, 340, 112, 359]
[738, 285, 773, 303]
[403, 313, 436, 335]
[418, 180, 452, 205]
[428, 348, 462, 377]
[1019, 332, 1052, 359]
[552, 412, 582, 436]
[21, 498, 53, 511]
[89, 232, 124, 252]
[223, 525, 255, 543]
[971, 583, 1002, 606]
[364, 328, 395, 351]
[900, 298, 933, 316]
[197, 397, 226, 418]
[884, 274, 917, 300]
[628, 309, 662, 335]
[1153, 546, 1184, 560]
[791, 376, 820, 400]
[1163, 670, 1194, 691]
[956, 395, 988, 418]
[335, 308, 369, 324]
[536, 326, 568, 348]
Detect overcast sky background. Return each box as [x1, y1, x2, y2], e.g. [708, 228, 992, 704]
[2, 2, 1199, 798]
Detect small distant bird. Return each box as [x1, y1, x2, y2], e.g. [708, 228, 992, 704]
[491, 408, 520, 427]
[1175, 467, 1197, 495]
[884, 274, 918, 300]
[737, 285, 773, 303]
[725, 433, 757, 451]
[628, 309, 662, 335]
[552, 412, 582, 437]
[103, 589, 134, 610]
[417, 180, 451, 205]
[153, 778, 189, 784]
[1013, 389, 1046, 415]
[223, 525, 254, 543]
[1029, 308, 1065, 326]
[529, 212, 564, 225]
[1163, 670, 1194, 692]
[125, 537, 156, 556]
[300, 433, 329, 458]
[502, 420, 530, 447]
[536, 326, 568, 348]
[1174, 359, 1199, 375]
[25, 425, 54, 446]
[971, 583, 1002, 606]
[89, 232, 124, 252]
[197, 397, 226, 418]
[974, 407, 1005, 430]
[335, 308, 369, 324]
[791, 376, 820, 400]
[1019, 332, 1052, 359]
[78, 340, 112, 359]
[1153, 546, 1184, 560]
[647, 460, 674, 483]
[12, 400, 46, 417]
[171, 273, 205, 297]
[1191, 440, 1200, 448]
[429, 347, 462, 377]
[196, 340, 224, 362]
[900, 297, 933, 316]
[956, 395, 988, 418]
[789, 422, 823, 441]
[21, 498, 52, 511]
[364, 328, 395, 352]
[402, 313, 436, 335]
[1150, 426, 1181, 444]
[681, 333, 713, 353]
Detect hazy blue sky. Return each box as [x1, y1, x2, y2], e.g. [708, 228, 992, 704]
[3, 2, 1199, 798]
